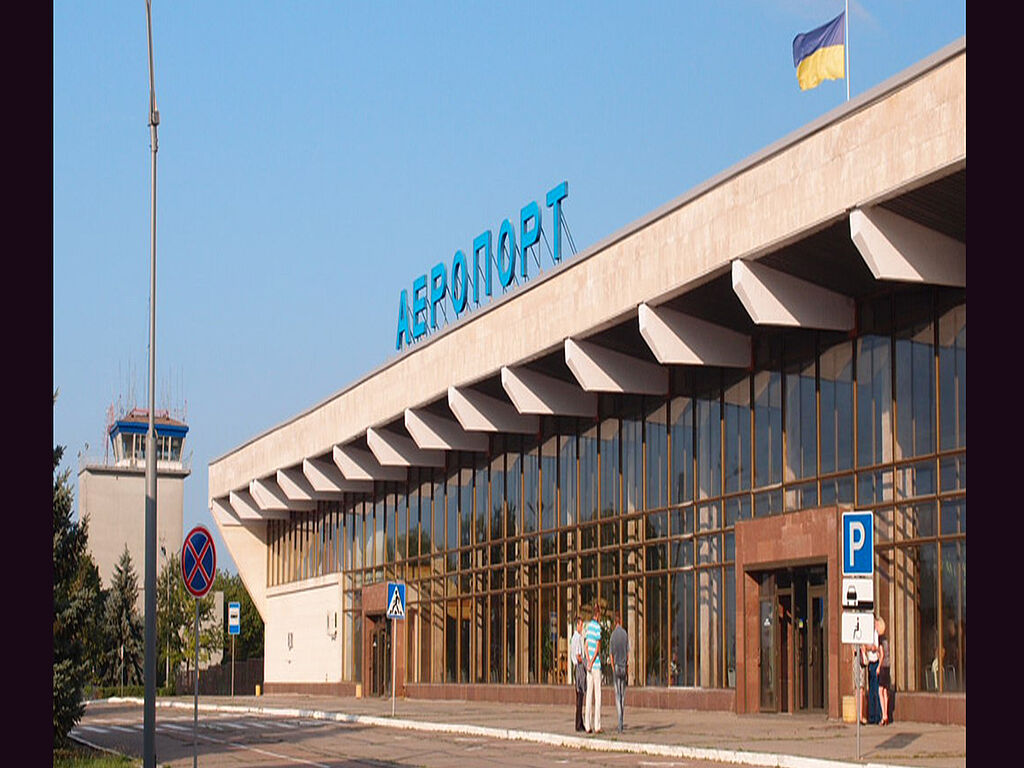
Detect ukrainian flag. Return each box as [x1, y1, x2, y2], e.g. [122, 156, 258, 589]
[793, 12, 845, 91]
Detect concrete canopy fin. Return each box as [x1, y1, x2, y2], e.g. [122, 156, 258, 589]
[333, 444, 408, 482]
[229, 488, 288, 521]
[404, 408, 490, 452]
[500, 365, 597, 417]
[850, 207, 966, 286]
[731, 259, 854, 331]
[301, 457, 373, 494]
[250, 476, 315, 512]
[211, 497, 242, 527]
[564, 338, 668, 395]
[276, 467, 338, 502]
[638, 303, 751, 368]
[367, 427, 446, 468]
[447, 386, 539, 434]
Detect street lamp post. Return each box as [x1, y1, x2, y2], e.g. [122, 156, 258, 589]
[143, 2, 160, 767]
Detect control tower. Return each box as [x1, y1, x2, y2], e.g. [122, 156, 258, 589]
[78, 407, 190, 608]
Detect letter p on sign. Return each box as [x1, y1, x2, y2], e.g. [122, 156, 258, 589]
[842, 511, 874, 576]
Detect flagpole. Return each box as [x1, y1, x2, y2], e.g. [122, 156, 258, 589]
[845, 0, 850, 101]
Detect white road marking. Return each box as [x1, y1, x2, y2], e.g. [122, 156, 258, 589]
[192, 731, 333, 768]
[247, 720, 272, 729]
[109, 726, 135, 733]
[160, 723, 191, 732]
[76, 726, 109, 734]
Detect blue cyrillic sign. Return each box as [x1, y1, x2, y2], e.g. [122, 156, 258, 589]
[395, 181, 570, 350]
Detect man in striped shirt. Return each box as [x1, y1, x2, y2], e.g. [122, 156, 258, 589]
[584, 603, 603, 733]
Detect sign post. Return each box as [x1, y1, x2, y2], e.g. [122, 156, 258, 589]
[841, 510, 874, 760]
[228, 602, 240, 698]
[386, 582, 406, 718]
[182, 526, 217, 768]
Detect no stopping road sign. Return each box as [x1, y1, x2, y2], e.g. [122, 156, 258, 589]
[182, 525, 217, 598]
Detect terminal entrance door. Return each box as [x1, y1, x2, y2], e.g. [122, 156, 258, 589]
[758, 565, 827, 713]
[368, 615, 391, 697]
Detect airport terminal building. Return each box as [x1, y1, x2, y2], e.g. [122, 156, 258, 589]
[210, 40, 965, 725]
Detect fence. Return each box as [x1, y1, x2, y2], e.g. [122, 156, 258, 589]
[175, 657, 264, 697]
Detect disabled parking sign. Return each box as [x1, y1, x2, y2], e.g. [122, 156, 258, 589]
[842, 511, 874, 576]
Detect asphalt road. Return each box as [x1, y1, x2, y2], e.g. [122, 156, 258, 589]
[74, 701, 759, 768]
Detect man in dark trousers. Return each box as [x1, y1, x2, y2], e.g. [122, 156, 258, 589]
[610, 612, 629, 733]
[570, 616, 586, 732]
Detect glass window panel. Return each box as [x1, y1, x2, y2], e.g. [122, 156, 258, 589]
[940, 496, 965, 536]
[697, 534, 721, 565]
[672, 569, 695, 686]
[460, 463, 473, 548]
[723, 373, 751, 494]
[475, 459, 488, 545]
[559, 429, 578, 529]
[820, 337, 854, 474]
[385, 491, 396, 565]
[646, 400, 669, 509]
[724, 496, 750, 527]
[600, 415, 620, 519]
[896, 501, 937, 541]
[374, 499, 385, 572]
[785, 351, 817, 482]
[671, 395, 694, 504]
[695, 374, 722, 499]
[725, 568, 736, 688]
[939, 454, 966, 493]
[646, 573, 668, 686]
[896, 459, 937, 500]
[580, 422, 598, 549]
[698, 568, 722, 687]
[857, 470, 893, 505]
[784, 482, 817, 512]
[753, 489, 783, 518]
[896, 314, 936, 460]
[697, 502, 721, 532]
[446, 461, 460, 551]
[524, 438, 539, 534]
[647, 510, 668, 539]
[670, 538, 693, 569]
[432, 473, 445, 552]
[940, 540, 966, 692]
[938, 303, 966, 451]
[873, 507, 894, 547]
[892, 543, 939, 692]
[490, 437, 505, 541]
[857, 334, 893, 467]
[541, 433, 557, 531]
[671, 505, 694, 537]
[754, 370, 782, 487]
[506, 436, 522, 540]
[820, 475, 854, 506]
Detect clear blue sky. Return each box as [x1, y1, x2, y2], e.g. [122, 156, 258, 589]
[53, 1, 966, 573]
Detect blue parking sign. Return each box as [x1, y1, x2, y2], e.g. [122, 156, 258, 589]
[842, 511, 874, 576]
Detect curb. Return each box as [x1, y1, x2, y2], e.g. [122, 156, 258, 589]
[99, 697, 908, 768]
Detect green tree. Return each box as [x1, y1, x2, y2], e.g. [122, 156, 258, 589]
[213, 571, 264, 661]
[76, 552, 108, 686]
[104, 546, 145, 686]
[158, 553, 221, 683]
[53, 390, 95, 745]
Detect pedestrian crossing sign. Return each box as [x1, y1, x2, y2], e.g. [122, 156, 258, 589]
[386, 582, 406, 620]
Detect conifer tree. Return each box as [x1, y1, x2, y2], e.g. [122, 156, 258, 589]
[104, 545, 145, 686]
[53, 390, 94, 745]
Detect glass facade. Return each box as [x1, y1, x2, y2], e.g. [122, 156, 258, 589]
[266, 286, 965, 695]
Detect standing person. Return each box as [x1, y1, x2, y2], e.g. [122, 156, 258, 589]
[864, 618, 881, 725]
[876, 617, 891, 725]
[570, 616, 586, 732]
[610, 612, 629, 733]
[584, 603, 603, 734]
